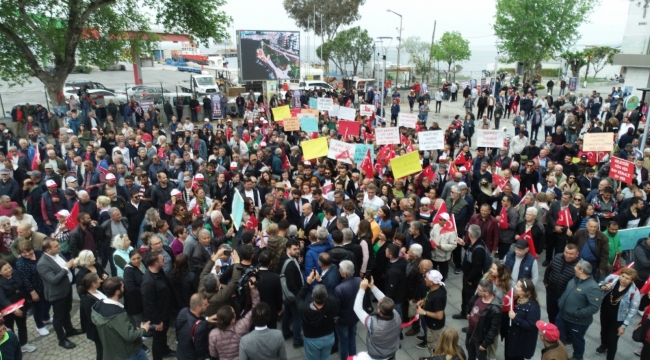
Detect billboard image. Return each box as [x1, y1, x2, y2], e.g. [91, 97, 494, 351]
[237, 30, 300, 81]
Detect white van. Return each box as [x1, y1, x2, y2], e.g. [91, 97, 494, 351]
[297, 80, 333, 91]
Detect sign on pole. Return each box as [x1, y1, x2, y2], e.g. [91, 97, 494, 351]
[301, 137, 329, 160]
[398, 113, 418, 129]
[317, 98, 334, 111]
[375, 127, 400, 145]
[476, 129, 505, 148]
[231, 190, 245, 230]
[609, 157, 635, 184]
[327, 140, 356, 164]
[360, 104, 376, 117]
[390, 152, 422, 179]
[272, 105, 291, 121]
[583, 133, 615, 152]
[418, 131, 445, 150]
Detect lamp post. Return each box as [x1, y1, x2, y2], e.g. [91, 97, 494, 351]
[377, 37, 392, 118]
[387, 9, 402, 88]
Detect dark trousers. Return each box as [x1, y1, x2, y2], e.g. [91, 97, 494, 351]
[461, 276, 478, 316]
[544, 126, 554, 137]
[599, 312, 623, 360]
[433, 260, 450, 281]
[642, 343, 650, 359]
[556, 314, 589, 359]
[4, 312, 27, 345]
[152, 319, 171, 360]
[466, 338, 488, 360]
[487, 106, 494, 119]
[546, 292, 560, 325]
[282, 301, 303, 345]
[494, 116, 501, 129]
[477, 106, 485, 118]
[95, 339, 104, 360]
[51, 290, 74, 341]
[545, 234, 567, 263]
[531, 125, 540, 141]
[435, 101, 441, 112]
[452, 246, 463, 269]
[636, 278, 650, 311]
[32, 298, 51, 329]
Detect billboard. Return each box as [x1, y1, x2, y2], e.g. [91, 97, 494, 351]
[237, 30, 300, 82]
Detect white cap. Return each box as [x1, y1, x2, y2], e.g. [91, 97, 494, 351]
[171, 189, 181, 196]
[439, 212, 450, 221]
[426, 270, 445, 286]
[106, 173, 116, 180]
[230, 161, 238, 169]
[56, 210, 70, 217]
[194, 174, 204, 180]
[46, 179, 57, 188]
[204, 118, 210, 122]
[66, 129, 74, 133]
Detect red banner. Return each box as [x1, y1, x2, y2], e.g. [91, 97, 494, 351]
[339, 121, 361, 138]
[609, 157, 635, 184]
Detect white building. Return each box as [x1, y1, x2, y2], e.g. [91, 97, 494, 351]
[613, 1, 650, 92]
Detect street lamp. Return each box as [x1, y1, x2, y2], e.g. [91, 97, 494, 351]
[387, 9, 402, 89]
[377, 37, 392, 118]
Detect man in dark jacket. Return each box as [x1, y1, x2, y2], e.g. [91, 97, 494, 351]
[280, 239, 304, 347]
[257, 250, 283, 328]
[465, 279, 503, 360]
[176, 293, 217, 360]
[68, 212, 101, 259]
[333, 260, 362, 360]
[141, 251, 176, 360]
[543, 243, 580, 325]
[408, 221, 433, 261]
[545, 191, 579, 266]
[556, 260, 601, 360]
[327, 230, 355, 266]
[384, 243, 407, 315]
[454, 224, 487, 319]
[151, 171, 173, 221]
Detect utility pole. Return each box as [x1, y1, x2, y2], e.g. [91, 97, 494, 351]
[431, 20, 436, 86]
[387, 10, 403, 88]
[377, 37, 392, 118]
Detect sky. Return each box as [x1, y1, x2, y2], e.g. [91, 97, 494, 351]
[162, 0, 632, 73]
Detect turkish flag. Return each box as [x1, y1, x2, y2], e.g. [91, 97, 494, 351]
[360, 148, 374, 178]
[245, 214, 258, 231]
[640, 276, 650, 295]
[282, 155, 290, 170]
[440, 214, 457, 235]
[493, 173, 509, 189]
[66, 201, 79, 230]
[432, 202, 449, 224]
[520, 229, 538, 258]
[31, 145, 40, 171]
[193, 202, 202, 216]
[454, 151, 466, 165]
[422, 165, 436, 182]
[502, 288, 514, 312]
[612, 255, 622, 272]
[322, 183, 333, 194]
[556, 207, 573, 227]
[531, 185, 537, 194]
[364, 132, 375, 140]
[612, 262, 634, 275]
[498, 205, 508, 229]
[449, 164, 457, 179]
[578, 151, 597, 166]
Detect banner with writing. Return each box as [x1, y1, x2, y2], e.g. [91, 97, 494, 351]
[398, 113, 418, 129]
[391, 151, 422, 179]
[354, 144, 374, 164]
[375, 127, 400, 145]
[301, 137, 329, 160]
[327, 140, 356, 164]
[271, 105, 291, 121]
[317, 98, 334, 112]
[338, 107, 357, 121]
[360, 104, 376, 117]
[609, 157, 635, 184]
[418, 131, 445, 150]
[476, 129, 505, 148]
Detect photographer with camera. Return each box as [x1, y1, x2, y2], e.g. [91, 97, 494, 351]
[198, 248, 243, 317]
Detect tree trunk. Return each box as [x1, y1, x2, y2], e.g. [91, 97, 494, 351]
[584, 62, 590, 80]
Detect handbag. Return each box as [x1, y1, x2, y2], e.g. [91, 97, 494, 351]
[632, 319, 650, 342]
[408, 301, 418, 318]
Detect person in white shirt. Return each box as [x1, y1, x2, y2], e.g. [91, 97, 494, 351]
[362, 184, 384, 213]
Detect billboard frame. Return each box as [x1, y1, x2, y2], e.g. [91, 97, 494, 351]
[236, 30, 301, 83]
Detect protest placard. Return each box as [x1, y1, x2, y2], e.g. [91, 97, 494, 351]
[375, 127, 400, 145]
[290, 108, 301, 117]
[398, 113, 418, 129]
[360, 104, 376, 117]
[583, 133, 615, 151]
[283, 117, 300, 131]
[301, 109, 319, 117]
[299, 116, 319, 132]
[329, 105, 340, 117]
[338, 106, 357, 121]
[272, 105, 291, 121]
[476, 129, 505, 148]
[418, 131, 445, 150]
[309, 98, 318, 110]
[391, 151, 422, 179]
[609, 157, 635, 184]
[327, 140, 356, 164]
[354, 144, 374, 164]
[317, 98, 333, 111]
[339, 121, 360, 138]
[231, 190, 245, 230]
[301, 137, 329, 160]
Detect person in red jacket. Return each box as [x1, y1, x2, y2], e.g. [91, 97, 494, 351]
[463, 204, 499, 255]
[412, 81, 421, 95]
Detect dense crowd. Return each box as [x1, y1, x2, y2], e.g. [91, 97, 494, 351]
[0, 78, 649, 360]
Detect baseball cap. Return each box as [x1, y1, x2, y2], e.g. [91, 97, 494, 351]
[230, 162, 238, 169]
[204, 118, 210, 122]
[259, 141, 267, 148]
[27, 170, 42, 177]
[194, 174, 204, 180]
[64, 188, 76, 196]
[227, 119, 232, 122]
[580, 154, 588, 160]
[183, 176, 191, 181]
[438, 212, 450, 221]
[66, 176, 77, 184]
[66, 129, 74, 133]
[91, 127, 98, 131]
[459, 166, 467, 173]
[56, 210, 70, 217]
[261, 119, 268, 124]
[536, 321, 560, 342]
[106, 173, 116, 181]
[515, 239, 530, 249]
[171, 189, 181, 196]
[426, 270, 445, 286]
[0, 169, 10, 175]
[44, 163, 53, 169]
[46, 179, 57, 188]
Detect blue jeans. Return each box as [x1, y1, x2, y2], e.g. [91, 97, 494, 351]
[336, 323, 357, 360]
[566, 133, 577, 144]
[556, 314, 589, 359]
[304, 333, 335, 360]
[124, 349, 149, 360]
[282, 301, 303, 345]
[39, 121, 48, 135]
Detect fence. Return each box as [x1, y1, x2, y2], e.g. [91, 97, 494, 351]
[0, 87, 52, 117]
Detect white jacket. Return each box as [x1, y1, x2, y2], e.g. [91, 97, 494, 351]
[430, 224, 458, 262]
[543, 113, 556, 127]
[510, 135, 530, 155]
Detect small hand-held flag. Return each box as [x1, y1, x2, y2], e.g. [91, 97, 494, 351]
[613, 262, 634, 275]
[31, 145, 40, 171]
[520, 229, 538, 258]
[66, 202, 80, 230]
[493, 173, 509, 190]
[498, 206, 509, 229]
[431, 202, 448, 224]
[556, 207, 573, 227]
[502, 287, 514, 312]
[360, 149, 374, 178]
[440, 214, 457, 235]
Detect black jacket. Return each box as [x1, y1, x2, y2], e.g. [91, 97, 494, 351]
[175, 307, 210, 360]
[167, 270, 198, 311]
[80, 293, 101, 342]
[0, 274, 26, 309]
[543, 252, 580, 297]
[141, 269, 173, 323]
[384, 257, 407, 304]
[279, 254, 303, 296]
[68, 225, 102, 259]
[257, 269, 283, 326]
[327, 246, 355, 267]
[99, 218, 129, 246]
[465, 295, 503, 349]
[123, 263, 145, 315]
[342, 242, 363, 276]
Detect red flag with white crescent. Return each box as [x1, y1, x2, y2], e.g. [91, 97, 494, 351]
[640, 276, 650, 295]
[502, 288, 514, 312]
[65, 201, 79, 230]
[31, 145, 40, 171]
[432, 202, 448, 224]
[422, 165, 436, 182]
[498, 205, 508, 229]
[520, 229, 538, 258]
[493, 173, 509, 189]
[440, 214, 457, 235]
[613, 262, 634, 275]
[360, 149, 374, 178]
[556, 207, 573, 227]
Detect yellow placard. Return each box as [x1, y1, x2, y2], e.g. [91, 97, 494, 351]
[301, 137, 329, 160]
[272, 105, 291, 121]
[301, 109, 319, 117]
[390, 151, 422, 179]
[283, 117, 300, 131]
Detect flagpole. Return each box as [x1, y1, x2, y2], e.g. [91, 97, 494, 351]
[510, 285, 514, 326]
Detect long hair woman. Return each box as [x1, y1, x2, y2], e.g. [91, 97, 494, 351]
[431, 327, 466, 360]
[504, 278, 541, 360]
[78, 272, 105, 359]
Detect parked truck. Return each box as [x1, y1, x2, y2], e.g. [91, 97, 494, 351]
[178, 73, 220, 96]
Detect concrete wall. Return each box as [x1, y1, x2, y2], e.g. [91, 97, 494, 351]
[624, 67, 650, 93]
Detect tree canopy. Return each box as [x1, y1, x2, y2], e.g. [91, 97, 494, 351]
[585, 46, 619, 78]
[431, 31, 471, 75]
[0, 0, 231, 105]
[402, 37, 434, 82]
[316, 26, 372, 77]
[493, 0, 600, 81]
[283, 0, 365, 42]
[559, 50, 587, 77]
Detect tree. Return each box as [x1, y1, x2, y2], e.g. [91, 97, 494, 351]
[317, 26, 372, 77]
[431, 31, 471, 75]
[402, 37, 435, 82]
[283, 0, 365, 42]
[585, 46, 620, 79]
[0, 0, 231, 107]
[493, 0, 600, 82]
[559, 50, 587, 77]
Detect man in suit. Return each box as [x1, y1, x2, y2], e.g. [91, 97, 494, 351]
[318, 252, 341, 294]
[36, 239, 83, 349]
[286, 189, 308, 226]
[322, 206, 338, 233]
[191, 228, 234, 276]
[257, 250, 283, 328]
[239, 303, 287, 360]
[299, 203, 319, 238]
[635, 158, 649, 183]
[544, 191, 579, 267]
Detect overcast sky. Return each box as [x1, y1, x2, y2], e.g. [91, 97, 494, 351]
[215, 0, 630, 50]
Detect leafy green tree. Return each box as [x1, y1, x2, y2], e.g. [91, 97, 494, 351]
[317, 26, 372, 77]
[283, 0, 365, 42]
[493, 0, 600, 81]
[431, 31, 471, 75]
[559, 50, 587, 77]
[0, 0, 231, 106]
[585, 46, 620, 79]
[402, 37, 434, 82]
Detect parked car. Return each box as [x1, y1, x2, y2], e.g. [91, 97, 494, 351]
[132, 87, 173, 103]
[64, 80, 114, 93]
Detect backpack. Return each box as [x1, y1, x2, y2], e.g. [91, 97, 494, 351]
[468, 242, 493, 274]
[280, 258, 297, 305]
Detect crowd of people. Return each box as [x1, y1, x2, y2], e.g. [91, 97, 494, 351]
[0, 77, 649, 360]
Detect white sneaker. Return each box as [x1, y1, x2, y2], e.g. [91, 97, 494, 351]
[21, 344, 36, 352]
[36, 327, 50, 336]
[43, 318, 53, 324]
[639, 310, 644, 317]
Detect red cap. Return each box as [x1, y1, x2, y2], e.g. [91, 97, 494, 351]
[536, 320, 560, 342]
